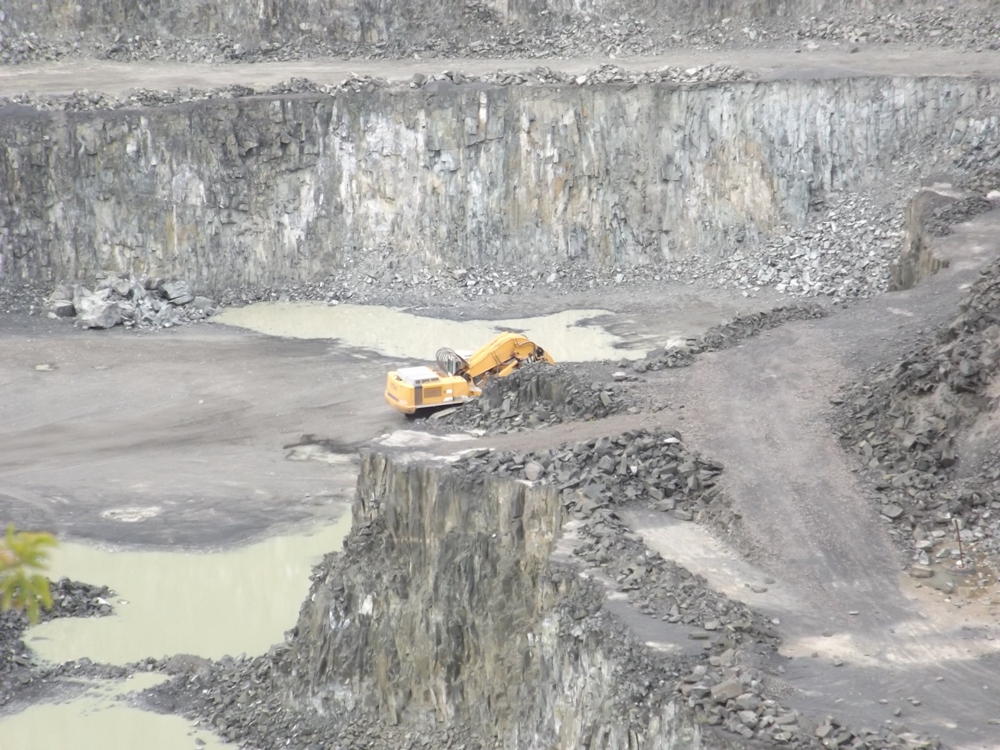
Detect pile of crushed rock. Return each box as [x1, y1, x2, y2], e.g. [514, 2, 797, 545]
[7, 1, 1000, 67]
[924, 195, 995, 237]
[452, 428, 726, 522]
[0, 578, 115, 707]
[428, 63, 748, 87]
[45, 275, 218, 330]
[672, 193, 906, 303]
[434, 363, 634, 433]
[633, 303, 828, 374]
[835, 258, 1000, 578]
[0, 66, 748, 114]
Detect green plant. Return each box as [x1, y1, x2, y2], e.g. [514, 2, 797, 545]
[0, 524, 57, 624]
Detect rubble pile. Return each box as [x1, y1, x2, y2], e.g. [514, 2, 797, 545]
[8, 1, 1000, 66]
[696, 303, 828, 352]
[0, 77, 390, 112]
[464, 63, 748, 87]
[45, 275, 218, 330]
[438, 363, 632, 433]
[925, 195, 995, 237]
[633, 303, 828, 374]
[0, 578, 115, 706]
[452, 428, 726, 520]
[673, 194, 906, 302]
[675, 657, 942, 750]
[0, 66, 746, 113]
[0, 11, 663, 66]
[571, 502, 772, 639]
[792, 10, 1000, 49]
[835, 259, 1000, 571]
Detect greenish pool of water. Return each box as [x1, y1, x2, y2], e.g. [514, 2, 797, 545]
[213, 303, 648, 361]
[28, 514, 351, 666]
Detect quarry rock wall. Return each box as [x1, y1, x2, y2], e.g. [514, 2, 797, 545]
[2, 76, 998, 292]
[286, 450, 736, 749]
[1, 0, 985, 45]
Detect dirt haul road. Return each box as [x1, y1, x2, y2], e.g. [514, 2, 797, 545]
[449, 210, 1000, 748]
[4, 45, 1000, 97]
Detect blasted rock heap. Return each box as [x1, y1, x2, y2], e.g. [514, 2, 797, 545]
[5, 1, 1000, 749]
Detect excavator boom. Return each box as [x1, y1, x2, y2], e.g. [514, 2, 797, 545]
[385, 331, 555, 415]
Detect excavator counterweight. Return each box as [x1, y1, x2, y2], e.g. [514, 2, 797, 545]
[385, 331, 554, 415]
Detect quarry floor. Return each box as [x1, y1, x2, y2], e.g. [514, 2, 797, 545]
[5, 45, 1000, 750]
[4, 211, 1000, 748]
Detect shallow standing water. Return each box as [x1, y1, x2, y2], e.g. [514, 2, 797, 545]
[213, 303, 652, 361]
[1, 517, 352, 749]
[28, 514, 352, 665]
[0, 673, 236, 750]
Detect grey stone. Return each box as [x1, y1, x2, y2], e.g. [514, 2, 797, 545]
[161, 280, 193, 302]
[881, 503, 905, 519]
[48, 300, 75, 317]
[710, 677, 743, 703]
[78, 300, 122, 329]
[191, 296, 216, 312]
[908, 566, 935, 579]
[524, 461, 544, 482]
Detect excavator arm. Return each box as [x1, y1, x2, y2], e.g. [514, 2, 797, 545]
[461, 332, 555, 383]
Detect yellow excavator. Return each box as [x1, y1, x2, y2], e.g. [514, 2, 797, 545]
[385, 331, 555, 415]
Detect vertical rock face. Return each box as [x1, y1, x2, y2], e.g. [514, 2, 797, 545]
[288, 451, 732, 749]
[890, 187, 958, 291]
[0, 0, 467, 45]
[2, 77, 998, 291]
[0, 0, 962, 45]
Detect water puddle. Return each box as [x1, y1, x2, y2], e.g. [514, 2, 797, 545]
[0, 673, 235, 750]
[27, 514, 352, 665]
[213, 303, 649, 361]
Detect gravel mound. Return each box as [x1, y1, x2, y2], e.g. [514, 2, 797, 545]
[695, 304, 828, 353]
[926, 195, 995, 237]
[0, 66, 748, 113]
[6, 2, 1000, 66]
[452, 428, 727, 521]
[835, 259, 1000, 575]
[633, 303, 828, 374]
[42, 275, 218, 330]
[435, 363, 632, 433]
[1, 578, 115, 706]
[671, 193, 905, 303]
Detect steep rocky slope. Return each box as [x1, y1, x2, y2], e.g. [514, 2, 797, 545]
[2, 76, 996, 296]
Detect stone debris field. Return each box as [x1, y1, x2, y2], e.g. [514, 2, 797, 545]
[4, 2, 1000, 750]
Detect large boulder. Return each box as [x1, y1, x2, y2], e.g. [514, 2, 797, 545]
[76, 292, 122, 329]
[160, 280, 194, 305]
[46, 284, 76, 317]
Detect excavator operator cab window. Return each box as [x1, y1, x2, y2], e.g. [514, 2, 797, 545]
[436, 347, 468, 376]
